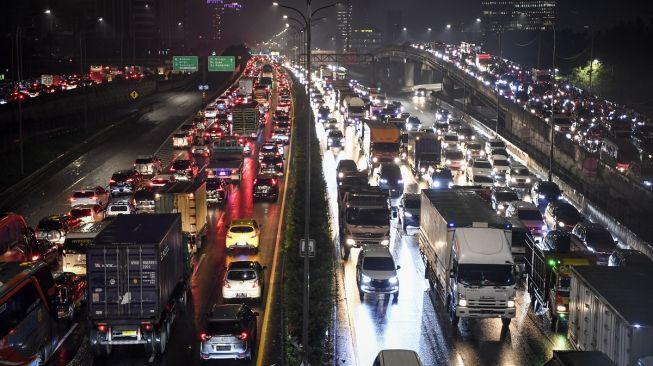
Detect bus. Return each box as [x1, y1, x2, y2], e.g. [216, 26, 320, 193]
[62, 221, 110, 275]
[0, 261, 59, 365]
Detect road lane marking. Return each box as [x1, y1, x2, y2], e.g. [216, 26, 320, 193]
[52, 322, 79, 357]
[256, 73, 293, 366]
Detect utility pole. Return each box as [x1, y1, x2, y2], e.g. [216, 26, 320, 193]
[587, 26, 595, 92]
[548, 26, 556, 182]
[16, 27, 24, 175]
[80, 31, 89, 136]
[495, 31, 502, 135]
[302, 3, 312, 362]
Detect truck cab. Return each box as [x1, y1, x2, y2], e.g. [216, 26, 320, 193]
[338, 187, 391, 260]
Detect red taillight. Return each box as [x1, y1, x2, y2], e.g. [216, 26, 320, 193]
[276, 163, 283, 167]
[141, 323, 152, 332]
[70, 197, 75, 202]
[97, 324, 107, 333]
[238, 331, 249, 341]
[200, 333, 210, 341]
[253, 179, 257, 185]
[170, 167, 176, 172]
[109, 179, 116, 183]
[127, 178, 133, 182]
[271, 179, 277, 185]
[31, 255, 40, 261]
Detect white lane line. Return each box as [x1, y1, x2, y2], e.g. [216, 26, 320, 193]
[148, 353, 156, 363]
[52, 322, 79, 356]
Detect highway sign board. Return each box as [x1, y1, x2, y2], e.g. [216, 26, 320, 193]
[208, 56, 235, 72]
[172, 56, 198, 72]
[300, 239, 315, 258]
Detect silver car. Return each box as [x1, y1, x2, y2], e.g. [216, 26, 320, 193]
[199, 304, 259, 361]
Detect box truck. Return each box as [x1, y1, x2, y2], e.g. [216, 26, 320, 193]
[155, 180, 208, 253]
[406, 132, 441, 177]
[359, 120, 401, 168]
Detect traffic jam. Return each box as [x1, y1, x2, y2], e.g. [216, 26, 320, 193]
[0, 56, 293, 364]
[299, 62, 653, 365]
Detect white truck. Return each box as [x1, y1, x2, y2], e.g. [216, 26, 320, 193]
[344, 97, 366, 126]
[568, 266, 653, 366]
[418, 189, 517, 327]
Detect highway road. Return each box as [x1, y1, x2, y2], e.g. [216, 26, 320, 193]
[5, 68, 292, 366]
[317, 92, 574, 366]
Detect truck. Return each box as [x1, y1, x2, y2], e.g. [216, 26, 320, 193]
[418, 189, 517, 327]
[406, 132, 441, 177]
[338, 186, 391, 260]
[87, 214, 189, 358]
[524, 234, 596, 332]
[238, 77, 254, 97]
[207, 140, 244, 183]
[253, 85, 268, 106]
[231, 101, 260, 139]
[532, 68, 553, 84]
[544, 351, 616, 366]
[568, 266, 653, 366]
[359, 120, 401, 168]
[344, 97, 366, 125]
[155, 180, 208, 254]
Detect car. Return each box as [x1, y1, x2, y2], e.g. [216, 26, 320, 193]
[170, 159, 199, 181]
[106, 201, 137, 217]
[492, 158, 511, 177]
[259, 155, 284, 176]
[442, 133, 459, 150]
[405, 116, 421, 131]
[148, 174, 172, 188]
[489, 148, 510, 162]
[53, 272, 87, 320]
[253, 174, 280, 202]
[327, 129, 345, 148]
[259, 143, 282, 162]
[324, 118, 339, 132]
[28, 239, 59, 267]
[316, 106, 330, 122]
[506, 165, 533, 189]
[506, 201, 547, 237]
[35, 215, 78, 246]
[433, 121, 449, 135]
[180, 123, 197, 137]
[377, 163, 404, 199]
[270, 131, 290, 145]
[398, 193, 420, 232]
[199, 304, 259, 361]
[457, 126, 475, 143]
[356, 245, 400, 302]
[133, 188, 156, 213]
[203, 124, 225, 142]
[204, 105, 218, 118]
[491, 187, 519, 216]
[191, 140, 212, 157]
[69, 204, 105, 224]
[225, 219, 261, 253]
[133, 155, 162, 176]
[531, 180, 563, 207]
[70, 186, 110, 207]
[443, 149, 465, 171]
[435, 108, 450, 123]
[172, 132, 192, 148]
[571, 222, 617, 265]
[544, 201, 582, 232]
[464, 142, 486, 160]
[222, 261, 266, 303]
[109, 169, 143, 195]
[608, 249, 653, 268]
[414, 87, 427, 97]
[541, 230, 573, 251]
[336, 159, 359, 182]
[470, 174, 495, 188]
[485, 138, 506, 155]
[447, 119, 463, 132]
[466, 159, 494, 180]
[206, 177, 229, 206]
[428, 167, 454, 189]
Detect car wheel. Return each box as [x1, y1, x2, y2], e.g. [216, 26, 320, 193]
[359, 291, 364, 301]
[340, 245, 350, 261]
[502, 318, 512, 327]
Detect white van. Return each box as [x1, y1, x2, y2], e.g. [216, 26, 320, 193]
[373, 350, 423, 366]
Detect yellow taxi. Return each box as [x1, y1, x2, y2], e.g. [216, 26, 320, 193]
[225, 219, 260, 253]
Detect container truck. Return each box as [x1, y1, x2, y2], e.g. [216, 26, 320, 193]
[207, 140, 244, 183]
[231, 101, 260, 139]
[544, 351, 616, 366]
[359, 120, 401, 168]
[418, 189, 517, 327]
[344, 97, 366, 125]
[155, 180, 208, 254]
[406, 132, 441, 177]
[238, 77, 254, 97]
[524, 234, 596, 332]
[568, 266, 653, 366]
[338, 186, 391, 260]
[87, 214, 189, 358]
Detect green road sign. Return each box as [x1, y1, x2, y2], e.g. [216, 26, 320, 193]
[208, 56, 235, 72]
[172, 56, 198, 72]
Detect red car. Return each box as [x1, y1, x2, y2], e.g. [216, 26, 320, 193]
[54, 272, 87, 320]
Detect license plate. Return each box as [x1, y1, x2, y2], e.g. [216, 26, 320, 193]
[214, 344, 231, 351]
[236, 293, 247, 298]
[121, 330, 137, 337]
[238, 242, 247, 246]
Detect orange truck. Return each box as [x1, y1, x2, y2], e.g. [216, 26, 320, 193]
[359, 120, 401, 168]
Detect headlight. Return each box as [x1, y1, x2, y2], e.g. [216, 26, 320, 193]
[448, 182, 454, 188]
[46, 230, 61, 241]
[556, 305, 567, 312]
[471, 135, 476, 140]
[388, 276, 398, 285]
[458, 299, 467, 307]
[327, 138, 333, 143]
[394, 157, 401, 164]
[401, 152, 407, 159]
[493, 168, 498, 172]
[346, 238, 356, 246]
[511, 177, 517, 183]
[507, 300, 515, 308]
[372, 157, 379, 163]
[380, 239, 390, 245]
[538, 194, 545, 199]
[558, 221, 565, 228]
[445, 159, 452, 165]
[380, 178, 388, 184]
[558, 195, 564, 200]
[405, 212, 412, 217]
[480, 151, 485, 156]
[420, 167, 426, 172]
[555, 125, 560, 131]
[526, 178, 531, 183]
[497, 204, 505, 210]
[338, 172, 344, 178]
[541, 225, 547, 231]
[432, 180, 441, 188]
[362, 275, 372, 284]
[397, 179, 404, 184]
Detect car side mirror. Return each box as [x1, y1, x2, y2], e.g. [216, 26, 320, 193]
[356, 264, 361, 270]
[396, 265, 401, 270]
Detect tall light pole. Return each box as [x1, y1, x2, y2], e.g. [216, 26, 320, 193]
[495, 30, 503, 135]
[273, 2, 339, 364]
[548, 25, 556, 182]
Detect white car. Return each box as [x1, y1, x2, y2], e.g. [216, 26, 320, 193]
[204, 105, 218, 118]
[470, 174, 495, 188]
[222, 261, 265, 303]
[69, 186, 109, 207]
[69, 204, 105, 224]
[172, 133, 191, 148]
[466, 159, 494, 179]
[492, 158, 511, 175]
[133, 155, 161, 176]
[356, 245, 400, 303]
[191, 143, 211, 157]
[485, 139, 506, 155]
[442, 133, 459, 150]
[148, 174, 172, 188]
[106, 202, 137, 217]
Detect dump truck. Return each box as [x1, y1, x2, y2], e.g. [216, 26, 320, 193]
[231, 101, 260, 139]
[155, 179, 208, 253]
[87, 214, 189, 358]
[359, 120, 401, 168]
[568, 266, 653, 366]
[406, 132, 441, 177]
[418, 189, 516, 327]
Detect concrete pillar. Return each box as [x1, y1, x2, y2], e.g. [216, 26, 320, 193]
[442, 75, 455, 97]
[421, 69, 433, 84]
[404, 62, 415, 88]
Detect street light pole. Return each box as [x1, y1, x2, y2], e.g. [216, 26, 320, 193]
[548, 25, 556, 182]
[16, 27, 24, 176]
[587, 26, 595, 92]
[495, 31, 502, 135]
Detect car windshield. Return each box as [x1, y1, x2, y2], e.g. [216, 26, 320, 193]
[73, 191, 95, 198]
[206, 321, 242, 335]
[346, 208, 389, 226]
[38, 220, 62, 231]
[404, 199, 420, 209]
[256, 178, 274, 186]
[134, 158, 152, 164]
[373, 143, 399, 152]
[227, 270, 257, 281]
[556, 207, 580, 222]
[474, 175, 494, 183]
[489, 141, 505, 149]
[338, 161, 357, 172]
[111, 173, 127, 181]
[445, 151, 464, 160]
[328, 131, 343, 138]
[511, 168, 530, 175]
[586, 230, 614, 248]
[467, 143, 482, 150]
[518, 210, 543, 221]
[230, 226, 254, 233]
[363, 257, 396, 271]
[458, 264, 515, 286]
[495, 192, 518, 202]
[70, 208, 91, 216]
[494, 160, 510, 167]
[474, 161, 492, 169]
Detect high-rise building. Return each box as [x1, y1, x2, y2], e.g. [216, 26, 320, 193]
[336, 0, 352, 52]
[384, 10, 403, 45]
[349, 27, 382, 52]
[208, 0, 241, 42]
[481, 0, 556, 32]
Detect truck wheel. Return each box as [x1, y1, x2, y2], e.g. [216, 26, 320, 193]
[393, 293, 399, 304]
[450, 309, 459, 326]
[502, 318, 511, 327]
[340, 245, 350, 261]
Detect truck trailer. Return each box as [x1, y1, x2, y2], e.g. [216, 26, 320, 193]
[87, 214, 189, 358]
[568, 266, 653, 366]
[231, 101, 260, 139]
[155, 180, 208, 253]
[418, 189, 517, 327]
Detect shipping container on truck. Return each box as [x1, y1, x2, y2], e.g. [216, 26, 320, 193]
[524, 234, 596, 332]
[359, 120, 401, 168]
[544, 351, 616, 366]
[231, 101, 260, 139]
[155, 180, 208, 253]
[567, 266, 653, 366]
[418, 189, 517, 327]
[406, 132, 441, 177]
[87, 214, 189, 358]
